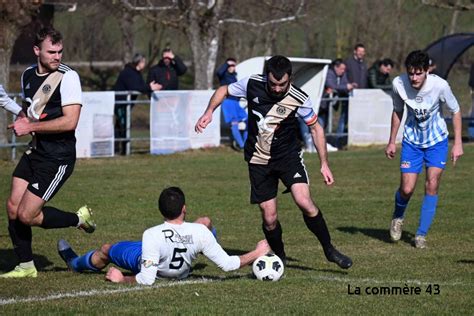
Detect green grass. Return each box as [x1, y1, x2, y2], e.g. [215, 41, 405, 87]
[0, 145, 473, 314]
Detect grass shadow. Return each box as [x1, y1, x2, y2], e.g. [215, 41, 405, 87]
[337, 226, 414, 245]
[457, 260, 474, 264]
[0, 249, 56, 272]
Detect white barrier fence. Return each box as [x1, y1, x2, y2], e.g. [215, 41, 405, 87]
[348, 89, 405, 146]
[150, 90, 220, 154]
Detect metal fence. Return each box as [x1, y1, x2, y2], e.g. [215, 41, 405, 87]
[2, 91, 471, 160]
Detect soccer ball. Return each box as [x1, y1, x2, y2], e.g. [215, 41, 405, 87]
[252, 254, 284, 281]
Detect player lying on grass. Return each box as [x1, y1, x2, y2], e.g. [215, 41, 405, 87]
[58, 187, 270, 285]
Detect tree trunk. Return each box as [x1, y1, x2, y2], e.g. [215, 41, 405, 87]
[182, 1, 223, 90]
[0, 22, 17, 147]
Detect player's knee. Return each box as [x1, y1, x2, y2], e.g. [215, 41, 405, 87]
[17, 210, 34, 226]
[399, 186, 414, 198]
[6, 199, 19, 219]
[99, 243, 112, 256]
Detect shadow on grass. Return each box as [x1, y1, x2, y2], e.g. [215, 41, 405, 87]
[457, 260, 474, 264]
[336, 226, 414, 245]
[0, 249, 68, 272]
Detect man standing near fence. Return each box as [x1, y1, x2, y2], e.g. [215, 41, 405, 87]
[0, 26, 95, 278]
[385, 50, 463, 248]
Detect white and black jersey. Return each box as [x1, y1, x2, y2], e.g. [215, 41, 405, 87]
[228, 75, 317, 165]
[21, 63, 82, 160]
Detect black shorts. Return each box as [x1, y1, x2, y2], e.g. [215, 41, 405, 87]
[248, 151, 309, 204]
[12, 150, 75, 202]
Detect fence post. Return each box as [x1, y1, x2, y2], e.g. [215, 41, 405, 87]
[126, 92, 131, 156]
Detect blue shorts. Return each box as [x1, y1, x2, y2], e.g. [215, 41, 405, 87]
[222, 98, 247, 124]
[400, 138, 448, 174]
[108, 241, 142, 274]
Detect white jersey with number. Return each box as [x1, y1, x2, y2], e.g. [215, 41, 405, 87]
[392, 73, 460, 148]
[135, 221, 240, 285]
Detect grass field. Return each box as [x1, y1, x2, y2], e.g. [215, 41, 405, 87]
[0, 145, 473, 314]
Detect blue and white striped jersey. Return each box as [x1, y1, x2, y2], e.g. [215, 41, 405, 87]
[392, 73, 460, 148]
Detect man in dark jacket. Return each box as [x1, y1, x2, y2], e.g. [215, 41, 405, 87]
[345, 43, 368, 89]
[114, 53, 154, 155]
[368, 58, 394, 91]
[147, 48, 187, 91]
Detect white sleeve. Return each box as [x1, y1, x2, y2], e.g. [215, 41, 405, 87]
[60, 70, 82, 106]
[135, 230, 160, 285]
[200, 229, 240, 272]
[440, 81, 460, 114]
[392, 78, 405, 112]
[227, 76, 250, 98]
[0, 85, 22, 115]
[297, 106, 318, 126]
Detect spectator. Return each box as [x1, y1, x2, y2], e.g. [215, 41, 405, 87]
[113, 53, 152, 155]
[147, 48, 187, 91]
[318, 59, 355, 133]
[216, 58, 247, 151]
[345, 43, 368, 89]
[368, 58, 394, 91]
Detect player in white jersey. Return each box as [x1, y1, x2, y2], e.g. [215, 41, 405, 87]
[58, 187, 270, 285]
[385, 50, 463, 248]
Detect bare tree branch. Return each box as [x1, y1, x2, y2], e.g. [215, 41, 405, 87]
[421, 0, 474, 10]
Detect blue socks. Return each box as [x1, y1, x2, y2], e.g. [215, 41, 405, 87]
[231, 123, 245, 148]
[416, 194, 438, 236]
[70, 250, 100, 272]
[393, 190, 409, 219]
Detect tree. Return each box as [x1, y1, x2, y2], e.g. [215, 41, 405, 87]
[120, 0, 306, 89]
[0, 1, 40, 154]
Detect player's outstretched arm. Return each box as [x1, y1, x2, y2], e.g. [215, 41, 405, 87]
[195, 85, 229, 133]
[238, 240, 270, 268]
[385, 111, 403, 159]
[451, 111, 463, 166]
[0, 85, 23, 116]
[309, 122, 334, 185]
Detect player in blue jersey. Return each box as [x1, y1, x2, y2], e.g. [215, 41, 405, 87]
[385, 50, 463, 248]
[58, 187, 269, 285]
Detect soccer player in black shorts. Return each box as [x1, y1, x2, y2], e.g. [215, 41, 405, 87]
[0, 27, 96, 278]
[195, 55, 352, 269]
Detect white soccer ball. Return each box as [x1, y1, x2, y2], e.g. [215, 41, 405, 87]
[252, 254, 284, 281]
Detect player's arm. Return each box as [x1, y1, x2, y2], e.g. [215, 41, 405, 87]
[298, 104, 334, 185]
[9, 104, 81, 136]
[194, 85, 230, 133]
[106, 267, 137, 284]
[0, 85, 24, 116]
[201, 229, 269, 271]
[442, 81, 463, 165]
[195, 76, 249, 133]
[385, 81, 404, 159]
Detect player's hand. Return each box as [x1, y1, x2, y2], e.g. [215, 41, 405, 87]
[320, 163, 334, 186]
[106, 267, 125, 283]
[8, 117, 31, 136]
[385, 143, 396, 159]
[451, 143, 463, 167]
[195, 112, 212, 133]
[256, 239, 270, 256]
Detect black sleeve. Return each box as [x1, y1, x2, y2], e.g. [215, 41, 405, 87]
[172, 56, 187, 76]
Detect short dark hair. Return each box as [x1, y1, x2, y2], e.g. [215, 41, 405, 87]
[354, 43, 365, 50]
[162, 47, 172, 54]
[380, 58, 394, 67]
[34, 26, 62, 47]
[265, 55, 292, 80]
[331, 58, 345, 69]
[158, 187, 185, 220]
[405, 50, 429, 71]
